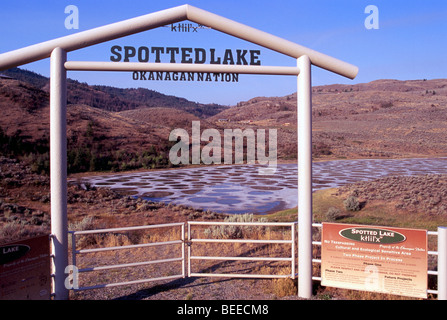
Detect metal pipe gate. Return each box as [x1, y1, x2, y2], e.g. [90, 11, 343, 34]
[69, 222, 185, 291]
[68, 221, 297, 292]
[187, 221, 296, 279]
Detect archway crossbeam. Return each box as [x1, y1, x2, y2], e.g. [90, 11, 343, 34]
[0, 4, 358, 79]
[64, 61, 300, 75]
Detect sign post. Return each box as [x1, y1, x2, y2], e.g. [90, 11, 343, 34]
[297, 55, 313, 299]
[50, 47, 69, 300]
[439, 226, 447, 300]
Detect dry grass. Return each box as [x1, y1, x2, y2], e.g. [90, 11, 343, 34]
[68, 214, 297, 300]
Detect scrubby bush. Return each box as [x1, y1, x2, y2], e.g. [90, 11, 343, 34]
[273, 271, 297, 298]
[312, 142, 332, 157]
[204, 213, 267, 239]
[380, 101, 393, 109]
[0, 221, 47, 245]
[344, 195, 361, 212]
[69, 216, 98, 247]
[325, 207, 342, 221]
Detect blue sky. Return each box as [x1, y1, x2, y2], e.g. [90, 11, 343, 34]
[1, 0, 447, 105]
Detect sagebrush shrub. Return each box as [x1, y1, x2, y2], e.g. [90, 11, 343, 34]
[344, 195, 361, 211]
[203, 213, 267, 239]
[325, 207, 342, 221]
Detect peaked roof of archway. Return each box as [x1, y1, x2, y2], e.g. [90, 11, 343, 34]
[0, 4, 357, 79]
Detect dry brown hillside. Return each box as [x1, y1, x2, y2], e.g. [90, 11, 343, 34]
[0, 79, 176, 173]
[118, 107, 213, 131]
[2, 75, 447, 171]
[211, 78, 447, 160]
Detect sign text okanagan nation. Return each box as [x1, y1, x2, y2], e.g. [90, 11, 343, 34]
[110, 46, 262, 82]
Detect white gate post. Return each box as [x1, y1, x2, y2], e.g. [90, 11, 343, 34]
[297, 55, 313, 299]
[438, 226, 447, 300]
[50, 47, 69, 300]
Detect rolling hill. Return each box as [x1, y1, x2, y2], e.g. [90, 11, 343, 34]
[0, 68, 228, 173]
[2, 67, 447, 175]
[211, 78, 447, 160]
[1, 67, 228, 117]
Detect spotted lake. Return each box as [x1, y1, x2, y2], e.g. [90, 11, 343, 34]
[81, 157, 447, 215]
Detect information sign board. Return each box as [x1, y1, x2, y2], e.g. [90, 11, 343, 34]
[321, 223, 427, 298]
[0, 234, 51, 300]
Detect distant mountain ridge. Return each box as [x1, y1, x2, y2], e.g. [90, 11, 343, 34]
[212, 77, 447, 160]
[2, 66, 447, 174]
[2, 67, 228, 118]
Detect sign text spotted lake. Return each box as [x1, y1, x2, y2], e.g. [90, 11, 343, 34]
[110, 46, 262, 82]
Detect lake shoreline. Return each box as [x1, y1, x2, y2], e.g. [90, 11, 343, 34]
[78, 157, 447, 215]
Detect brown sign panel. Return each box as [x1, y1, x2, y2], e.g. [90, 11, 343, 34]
[321, 223, 428, 299]
[0, 234, 51, 300]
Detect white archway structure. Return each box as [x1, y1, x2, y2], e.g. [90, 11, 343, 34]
[0, 4, 358, 300]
